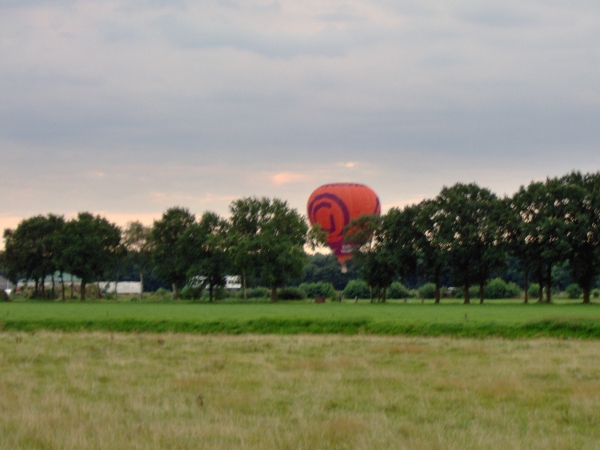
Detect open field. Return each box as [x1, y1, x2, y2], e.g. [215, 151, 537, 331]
[1, 332, 600, 449]
[1, 301, 600, 338]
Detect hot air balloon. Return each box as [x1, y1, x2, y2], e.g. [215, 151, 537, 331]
[307, 183, 381, 271]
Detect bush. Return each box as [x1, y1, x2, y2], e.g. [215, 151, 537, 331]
[453, 286, 483, 299]
[343, 280, 370, 299]
[155, 287, 171, 300]
[593, 289, 600, 299]
[277, 287, 306, 300]
[236, 287, 270, 299]
[200, 286, 230, 300]
[181, 285, 203, 300]
[505, 282, 522, 299]
[528, 283, 541, 299]
[387, 282, 410, 299]
[418, 283, 436, 299]
[469, 286, 480, 299]
[566, 283, 583, 299]
[299, 282, 336, 299]
[485, 278, 508, 299]
[483, 278, 521, 299]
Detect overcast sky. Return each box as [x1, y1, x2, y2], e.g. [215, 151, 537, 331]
[1, 0, 600, 239]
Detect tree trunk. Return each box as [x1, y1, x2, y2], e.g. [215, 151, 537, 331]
[209, 284, 213, 303]
[369, 286, 373, 303]
[81, 282, 86, 301]
[382, 286, 387, 303]
[41, 278, 46, 300]
[140, 271, 144, 301]
[270, 285, 277, 302]
[60, 273, 65, 301]
[173, 284, 180, 300]
[34, 278, 39, 298]
[536, 269, 543, 303]
[523, 268, 529, 304]
[242, 269, 247, 301]
[583, 287, 591, 304]
[479, 283, 485, 304]
[545, 265, 552, 303]
[51, 275, 55, 299]
[97, 280, 102, 299]
[463, 282, 470, 304]
[71, 279, 74, 300]
[434, 274, 441, 304]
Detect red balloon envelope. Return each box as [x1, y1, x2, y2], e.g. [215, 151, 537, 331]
[307, 183, 381, 267]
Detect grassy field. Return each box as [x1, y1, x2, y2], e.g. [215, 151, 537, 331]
[1, 300, 600, 338]
[2, 298, 600, 322]
[1, 332, 600, 449]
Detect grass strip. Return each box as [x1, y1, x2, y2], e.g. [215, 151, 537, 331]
[1, 317, 600, 338]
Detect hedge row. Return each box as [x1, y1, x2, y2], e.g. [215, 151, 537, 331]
[2, 318, 600, 339]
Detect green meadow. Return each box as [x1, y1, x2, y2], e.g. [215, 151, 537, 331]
[1, 300, 600, 338]
[2, 302, 600, 449]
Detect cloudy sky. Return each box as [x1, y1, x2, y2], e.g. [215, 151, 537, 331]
[1, 0, 600, 237]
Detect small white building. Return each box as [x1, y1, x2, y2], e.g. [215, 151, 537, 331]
[188, 275, 241, 290]
[98, 281, 142, 295]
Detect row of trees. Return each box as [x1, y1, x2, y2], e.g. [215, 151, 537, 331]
[3, 171, 600, 304]
[347, 171, 600, 304]
[2, 213, 121, 300]
[1, 198, 313, 301]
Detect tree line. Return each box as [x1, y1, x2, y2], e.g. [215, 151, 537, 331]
[2, 170, 600, 304]
[1, 198, 311, 302]
[348, 171, 600, 304]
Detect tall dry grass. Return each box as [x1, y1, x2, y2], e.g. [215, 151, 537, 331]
[1, 333, 599, 449]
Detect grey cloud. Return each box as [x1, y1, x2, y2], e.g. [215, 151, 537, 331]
[1, 0, 600, 221]
[0, 0, 78, 8]
[99, 21, 139, 43]
[317, 5, 367, 24]
[116, 0, 189, 12]
[456, 6, 538, 27]
[153, 14, 384, 58]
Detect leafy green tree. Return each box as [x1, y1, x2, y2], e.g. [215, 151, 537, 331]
[558, 171, 600, 303]
[471, 199, 507, 303]
[431, 183, 501, 304]
[342, 279, 370, 299]
[381, 205, 421, 288]
[414, 200, 450, 304]
[508, 181, 549, 302]
[537, 177, 574, 302]
[184, 212, 230, 302]
[1, 229, 24, 286]
[2, 214, 65, 299]
[246, 198, 309, 301]
[122, 221, 153, 300]
[50, 216, 71, 300]
[228, 197, 264, 300]
[62, 212, 122, 300]
[43, 215, 66, 299]
[345, 214, 396, 302]
[151, 207, 196, 299]
[302, 254, 361, 290]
